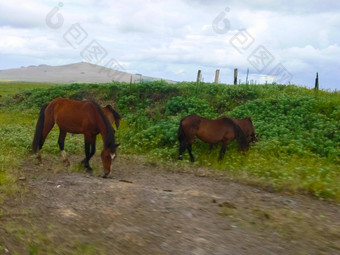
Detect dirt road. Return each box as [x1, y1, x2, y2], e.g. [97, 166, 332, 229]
[1, 155, 339, 254]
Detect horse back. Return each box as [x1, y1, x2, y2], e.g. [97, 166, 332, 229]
[48, 98, 100, 134]
[204, 118, 234, 143]
[182, 115, 233, 144]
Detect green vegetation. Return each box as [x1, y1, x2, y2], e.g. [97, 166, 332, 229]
[0, 82, 54, 97]
[0, 81, 339, 200]
[2, 218, 103, 254]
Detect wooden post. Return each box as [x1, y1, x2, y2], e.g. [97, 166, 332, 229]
[315, 72, 319, 91]
[196, 70, 201, 84]
[214, 69, 220, 83]
[246, 68, 249, 85]
[234, 68, 238, 85]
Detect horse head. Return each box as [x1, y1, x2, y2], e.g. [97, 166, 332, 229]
[101, 143, 120, 178]
[250, 133, 258, 143]
[245, 117, 258, 143]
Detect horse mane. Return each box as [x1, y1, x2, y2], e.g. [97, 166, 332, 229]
[220, 117, 249, 150]
[90, 101, 116, 151]
[105, 105, 121, 121]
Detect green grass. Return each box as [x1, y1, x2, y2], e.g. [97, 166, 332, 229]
[2, 218, 103, 254]
[0, 81, 339, 201]
[0, 110, 34, 204]
[0, 82, 55, 98]
[0, 109, 84, 204]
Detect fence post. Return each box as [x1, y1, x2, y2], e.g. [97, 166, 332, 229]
[246, 68, 249, 85]
[314, 72, 319, 91]
[214, 69, 220, 84]
[234, 68, 238, 85]
[196, 70, 201, 84]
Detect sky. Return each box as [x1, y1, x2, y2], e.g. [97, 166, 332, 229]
[0, 0, 339, 90]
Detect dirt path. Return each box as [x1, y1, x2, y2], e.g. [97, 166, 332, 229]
[1, 155, 340, 255]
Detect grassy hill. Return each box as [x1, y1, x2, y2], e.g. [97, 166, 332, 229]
[0, 81, 339, 200]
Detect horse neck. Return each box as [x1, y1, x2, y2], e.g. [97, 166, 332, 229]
[229, 119, 249, 150]
[99, 117, 116, 150]
[96, 116, 110, 144]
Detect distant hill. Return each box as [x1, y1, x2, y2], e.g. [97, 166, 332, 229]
[0, 62, 175, 84]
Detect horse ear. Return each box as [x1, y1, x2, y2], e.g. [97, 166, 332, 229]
[115, 143, 120, 148]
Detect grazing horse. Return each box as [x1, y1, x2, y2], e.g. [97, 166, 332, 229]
[178, 114, 249, 162]
[102, 105, 121, 130]
[32, 98, 119, 178]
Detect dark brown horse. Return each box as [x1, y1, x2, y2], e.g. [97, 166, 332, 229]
[102, 105, 121, 130]
[32, 98, 119, 178]
[178, 114, 249, 162]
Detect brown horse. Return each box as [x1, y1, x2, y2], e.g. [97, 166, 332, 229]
[102, 105, 121, 130]
[178, 114, 249, 162]
[69, 104, 121, 164]
[32, 98, 119, 178]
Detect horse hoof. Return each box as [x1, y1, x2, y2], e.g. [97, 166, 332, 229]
[102, 174, 108, 178]
[178, 156, 183, 160]
[190, 159, 195, 163]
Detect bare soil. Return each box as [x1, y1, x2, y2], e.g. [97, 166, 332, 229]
[1, 155, 340, 255]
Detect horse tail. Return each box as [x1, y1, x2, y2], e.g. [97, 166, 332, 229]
[32, 104, 48, 153]
[178, 117, 187, 143]
[225, 117, 249, 151]
[178, 117, 190, 160]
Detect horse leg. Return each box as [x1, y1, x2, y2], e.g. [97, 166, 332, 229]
[186, 130, 196, 162]
[178, 122, 195, 162]
[188, 143, 195, 162]
[58, 129, 70, 166]
[82, 141, 93, 173]
[218, 144, 227, 161]
[81, 135, 96, 162]
[89, 136, 96, 159]
[219, 137, 232, 161]
[178, 140, 187, 160]
[82, 134, 96, 173]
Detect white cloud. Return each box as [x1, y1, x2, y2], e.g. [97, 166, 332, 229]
[0, 0, 339, 89]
